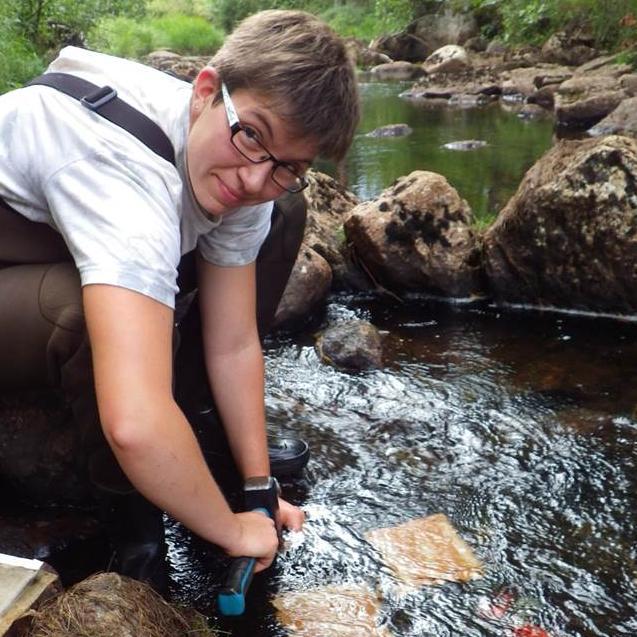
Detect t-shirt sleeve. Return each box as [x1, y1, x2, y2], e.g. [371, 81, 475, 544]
[44, 154, 182, 308]
[197, 201, 273, 266]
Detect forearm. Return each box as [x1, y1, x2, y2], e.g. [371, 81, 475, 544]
[206, 338, 270, 479]
[103, 396, 241, 550]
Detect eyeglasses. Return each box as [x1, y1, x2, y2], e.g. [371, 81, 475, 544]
[221, 82, 308, 194]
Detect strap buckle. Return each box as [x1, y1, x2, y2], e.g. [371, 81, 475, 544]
[80, 85, 118, 111]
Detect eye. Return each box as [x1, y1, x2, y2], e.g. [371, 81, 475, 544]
[241, 125, 263, 146]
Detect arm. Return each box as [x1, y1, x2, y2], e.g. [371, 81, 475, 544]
[197, 256, 304, 529]
[83, 283, 278, 570]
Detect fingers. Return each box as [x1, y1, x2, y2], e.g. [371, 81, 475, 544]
[279, 497, 305, 531]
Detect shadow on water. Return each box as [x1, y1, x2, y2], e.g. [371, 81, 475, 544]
[168, 297, 637, 637]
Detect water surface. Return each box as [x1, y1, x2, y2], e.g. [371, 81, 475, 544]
[168, 297, 637, 637]
[330, 80, 555, 221]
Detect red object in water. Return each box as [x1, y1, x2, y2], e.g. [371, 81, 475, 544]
[487, 589, 516, 619]
[513, 625, 550, 637]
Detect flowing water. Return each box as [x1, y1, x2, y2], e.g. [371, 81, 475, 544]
[166, 84, 637, 636]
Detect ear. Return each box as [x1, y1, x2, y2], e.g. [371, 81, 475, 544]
[191, 66, 221, 112]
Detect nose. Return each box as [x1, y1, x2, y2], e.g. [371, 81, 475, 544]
[238, 160, 276, 195]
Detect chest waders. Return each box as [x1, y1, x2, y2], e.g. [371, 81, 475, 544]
[0, 73, 306, 591]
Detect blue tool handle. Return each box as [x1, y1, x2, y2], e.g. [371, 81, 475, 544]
[217, 506, 270, 616]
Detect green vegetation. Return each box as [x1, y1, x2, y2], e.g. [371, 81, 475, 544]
[455, 0, 637, 50]
[86, 14, 224, 58]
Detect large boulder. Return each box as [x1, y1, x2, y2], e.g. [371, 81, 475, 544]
[302, 170, 361, 288]
[483, 135, 637, 316]
[274, 245, 332, 329]
[424, 45, 471, 75]
[588, 96, 637, 138]
[344, 171, 484, 298]
[408, 12, 479, 50]
[541, 30, 597, 66]
[555, 74, 627, 128]
[370, 33, 431, 63]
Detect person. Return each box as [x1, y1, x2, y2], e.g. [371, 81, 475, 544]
[0, 10, 359, 589]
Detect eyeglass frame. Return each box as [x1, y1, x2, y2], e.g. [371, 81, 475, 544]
[220, 82, 309, 194]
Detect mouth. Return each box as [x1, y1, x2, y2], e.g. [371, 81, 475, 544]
[215, 176, 243, 207]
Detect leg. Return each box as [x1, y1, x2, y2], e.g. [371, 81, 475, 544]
[0, 202, 168, 590]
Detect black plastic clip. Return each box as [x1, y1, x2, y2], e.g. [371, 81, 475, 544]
[80, 85, 118, 111]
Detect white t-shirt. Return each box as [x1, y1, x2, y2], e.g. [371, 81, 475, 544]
[0, 47, 272, 308]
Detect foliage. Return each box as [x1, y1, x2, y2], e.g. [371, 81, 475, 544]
[149, 14, 224, 54]
[0, 25, 44, 93]
[12, 0, 145, 52]
[452, 0, 637, 49]
[87, 13, 224, 58]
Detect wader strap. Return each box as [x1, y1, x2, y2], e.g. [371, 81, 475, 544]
[26, 72, 176, 165]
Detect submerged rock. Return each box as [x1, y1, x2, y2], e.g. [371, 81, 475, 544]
[483, 135, 637, 316]
[366, 513, 483, 589]
[315, 320, 383, 370]
[366, 124, 413, 138]
[344, 171, 484, 298]
[273, 584, 389, 637]
[442, 139, 488, 151]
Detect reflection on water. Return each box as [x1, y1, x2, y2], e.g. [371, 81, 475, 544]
[322, 80, 555, 221]
[169, 297, 637, 637]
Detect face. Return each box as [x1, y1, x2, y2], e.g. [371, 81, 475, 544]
[187, 67, 317, 216]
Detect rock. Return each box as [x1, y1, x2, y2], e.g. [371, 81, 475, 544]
[143, 51, 209, 81]
[588, 96, 637, 138]
[424, 45, 470, 75]
[274, 246, 332, 328]
[483, 135, 637, 315]
[370, 33, 431, 63]
[518, 102, 550, 120]
[555, 74, 627, 128]
[486, 40, 508, 57]
[501, 64, 572, 101]
[344, 38, 392, 69]
[575, 54, 633, 76]
[366, 513, 483, 589]
[344, 171, 484, 298]
[448, 93, 496, 108]
[527, 84, 559, 110]
[26, 573, 212, 637]
[273, 584, 389, 637]
[365, 124, 413, 138]
[408, 12, 479, 50]
[302, 170, 363, 290]
[620, 73, 637, 96]
[315, 320, 383, 370]
[369, 61, 425, 81]
[541, 30, 597, 66]
[442, 140, 488, 151]
[464, 35, 488, 53]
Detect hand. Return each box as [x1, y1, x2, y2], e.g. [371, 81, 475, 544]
[279, 497, 305, 531]
[230, 510, 278, 573]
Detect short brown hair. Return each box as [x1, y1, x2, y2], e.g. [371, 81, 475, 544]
[210, 10, 360, 162]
